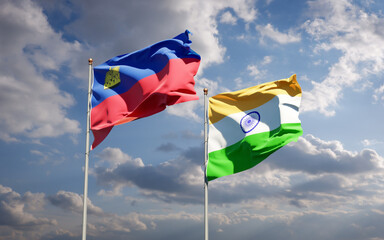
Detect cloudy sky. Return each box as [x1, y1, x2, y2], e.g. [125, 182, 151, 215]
[1, 0, 384, 239]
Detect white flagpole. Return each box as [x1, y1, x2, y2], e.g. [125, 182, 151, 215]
[203, 88, 209, 240]
[82, 58, 93, 240]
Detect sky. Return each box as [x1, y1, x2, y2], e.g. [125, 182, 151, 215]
[1, 0, 384, 239]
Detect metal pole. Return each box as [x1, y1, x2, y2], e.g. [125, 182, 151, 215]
[203, 88, 209, 240]
[82, 58, 93, 240]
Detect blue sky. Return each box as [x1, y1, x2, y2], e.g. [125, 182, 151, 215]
[1, 0, 384, 239]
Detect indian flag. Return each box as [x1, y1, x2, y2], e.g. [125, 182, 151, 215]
[207, 74, 303, 181]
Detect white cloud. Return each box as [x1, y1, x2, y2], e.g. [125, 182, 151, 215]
[83, 211, 203, 239]
[168, 0, 257, 69]
[301, 0, 384, 116]
[0, 0, 81, 141]
[167, 76, 227, 122]
[94, 147, 144, 169]
[247, 64, 261, 76]
[262, 55, 272, 65]
[271, 134, 384, 175]
[362, 139, 384, 147]
[47, 188, 204, 239]
[234, 77, 246, 90]
[48, 191, 103, 216]
[92, 147, 204, 204]
[373, 84, 384, 103]
[247, 64, 266, 80]
[166, 101, 201, 122]
[256, 23, 301, 44]
[0, 185, 56, 232]
[220, 11, 238, 25]
[22, 192, 46, 211]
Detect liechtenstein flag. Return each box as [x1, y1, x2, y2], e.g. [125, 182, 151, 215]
[90, 30, 201, 149]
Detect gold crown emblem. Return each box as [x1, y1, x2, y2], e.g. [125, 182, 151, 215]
[104, 66, 121, 89]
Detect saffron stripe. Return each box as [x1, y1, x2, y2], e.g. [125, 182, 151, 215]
[209, 74, 301, 124]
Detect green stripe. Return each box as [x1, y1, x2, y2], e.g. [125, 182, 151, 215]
[206, 123, 303, 181]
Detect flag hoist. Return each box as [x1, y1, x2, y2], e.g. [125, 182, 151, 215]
[82, 58, 93, 240]
[203, 88, 209, 240]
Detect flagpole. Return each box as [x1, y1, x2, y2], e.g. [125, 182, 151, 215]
[82, 58, 93, 240]
[203, 88, 209, 240]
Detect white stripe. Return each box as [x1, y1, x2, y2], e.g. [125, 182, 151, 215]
[208, 95, 301, 153]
